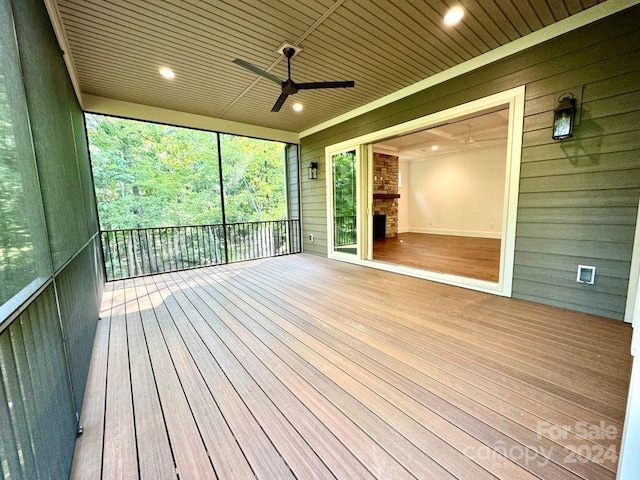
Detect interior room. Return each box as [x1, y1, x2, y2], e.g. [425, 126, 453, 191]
[2, 1, 640, 479]
[372, 108, 509, 282]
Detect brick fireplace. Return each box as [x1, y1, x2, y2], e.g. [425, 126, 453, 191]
[373, 152, 399, 238]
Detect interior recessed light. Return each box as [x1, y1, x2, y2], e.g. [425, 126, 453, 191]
[431, 145, 439, 151]
[292, 103, 303, 112]
[444, 6, 464, 25]
[159, 67, 175, 79]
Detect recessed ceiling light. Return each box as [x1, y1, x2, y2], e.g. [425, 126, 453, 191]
[431, 145, 439, 151]
[292, 103, 303, 112]
[158, 67, 175, 79]
[444, 6, 464, 25]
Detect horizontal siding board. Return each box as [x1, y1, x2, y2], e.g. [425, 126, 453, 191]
[516, 206, 637, 225]
[521, 131, 640, 163]
[301, 203, 330, 213]
[520, 151, 640, 178]
[523, 110, 640, 145]
[301, 186, 324, 196]
[582, 89, 640, 119]
[512, 279, 626, 316]
[514, 251, 630, 279]
[582, 69, 640, 104]
[512, 292, 623, 319]
[517, 189, 640, 208]
[515, 237, 631, 261]
[524, 46, 640, 100]
[513, 265, 628, 296]
[516, 223, 635, 242]
[302, 244, 327, 255]
[519, 170, 640, 193]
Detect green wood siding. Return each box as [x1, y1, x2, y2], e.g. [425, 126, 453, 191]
[285, 143, 300, 220]
[300, 6, 640, 319]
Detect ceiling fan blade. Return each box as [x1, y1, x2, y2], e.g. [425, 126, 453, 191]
[297, 80, 355, 90]
[232, 58, 283, 85]
[271, 93, 289, 112]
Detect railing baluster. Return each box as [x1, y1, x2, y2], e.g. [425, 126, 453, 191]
[253, 222, 257, 260]
[176, 227, 181, 269]
[114, 230, 122, 280]
[164, 228, 170, 271]
[100, 220, 301, 280]
[103, 232, 112, 280]
[196, 225, 202, 266]
[187, 226, 192, 268]
[158, 229, 164, 272]
[187, 226, 192, 267]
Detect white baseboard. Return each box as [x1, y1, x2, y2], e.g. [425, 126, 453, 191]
[398, 227, 410, 234]
[407, 227, 502, 239]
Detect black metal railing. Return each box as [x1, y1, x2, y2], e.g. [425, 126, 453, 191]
[101, 219, 301, 281]
[334, 215, 357, 246]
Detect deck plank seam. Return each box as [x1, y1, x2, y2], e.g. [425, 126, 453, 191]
[217, 264, 616, 478]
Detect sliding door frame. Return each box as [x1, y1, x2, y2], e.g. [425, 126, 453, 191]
[324, 86, 525, 297]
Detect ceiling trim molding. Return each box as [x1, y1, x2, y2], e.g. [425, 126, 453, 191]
[83, 95, 299, 144]
[44, 0, 83, 107]
[299, 0, 639, 138]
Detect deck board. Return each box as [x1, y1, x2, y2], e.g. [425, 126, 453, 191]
[70, 283, 111, 480]
[126, 280, 175, 480]
[71, 254, 632, 480]
[215, 263, 614, 479]
[102, 282, 137, 480]
[135, 279, 216, 479]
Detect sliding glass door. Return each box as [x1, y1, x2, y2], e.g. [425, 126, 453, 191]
[324, 87, 525, 296]
[327, 147, 366, 259]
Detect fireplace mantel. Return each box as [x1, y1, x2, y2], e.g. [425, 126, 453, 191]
[373, 193, 400, 199]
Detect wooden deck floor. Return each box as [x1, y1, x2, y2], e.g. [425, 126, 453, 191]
[373, 233, 501, 282]
[71, 254, 632, 480]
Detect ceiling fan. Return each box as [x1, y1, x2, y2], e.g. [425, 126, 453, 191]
[233, 46, 355, 112]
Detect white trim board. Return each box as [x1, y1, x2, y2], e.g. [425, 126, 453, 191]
[617, 354, 640, 479]
[300, 0, 639, 138]
[624, 200, 640, 324]
[82, 95, 299, 144]
[44, 0, 83, 106]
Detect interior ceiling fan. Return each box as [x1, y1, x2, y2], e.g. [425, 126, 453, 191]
[233, 45, 355, 112]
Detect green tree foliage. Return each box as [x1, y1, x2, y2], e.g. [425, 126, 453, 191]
[87, 114, 287, 229]
[221, 133, 286, 222]
[0, 56, 50, 307]
[333, 150, 357, 218]
[332, 151, 357, 247]
[0, 71, 34, 304]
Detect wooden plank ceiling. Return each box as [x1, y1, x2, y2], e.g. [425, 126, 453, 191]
[55, 0, 607, 133]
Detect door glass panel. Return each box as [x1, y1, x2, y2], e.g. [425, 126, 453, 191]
[332, 150, 357, 255]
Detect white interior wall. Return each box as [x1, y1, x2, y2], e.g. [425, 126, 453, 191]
[398, 160, 410, 233]
[404, 144, 507, 238]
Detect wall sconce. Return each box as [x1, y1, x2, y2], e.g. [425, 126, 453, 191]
[552, 93, 576, 140]
[308, 161, 318, 180]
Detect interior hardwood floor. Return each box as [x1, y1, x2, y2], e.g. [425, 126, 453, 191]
[71, 254, 632, 480]
[373, 232, 501, 282]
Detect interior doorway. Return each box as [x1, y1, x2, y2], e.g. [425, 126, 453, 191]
[371, 108, 509, 282]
